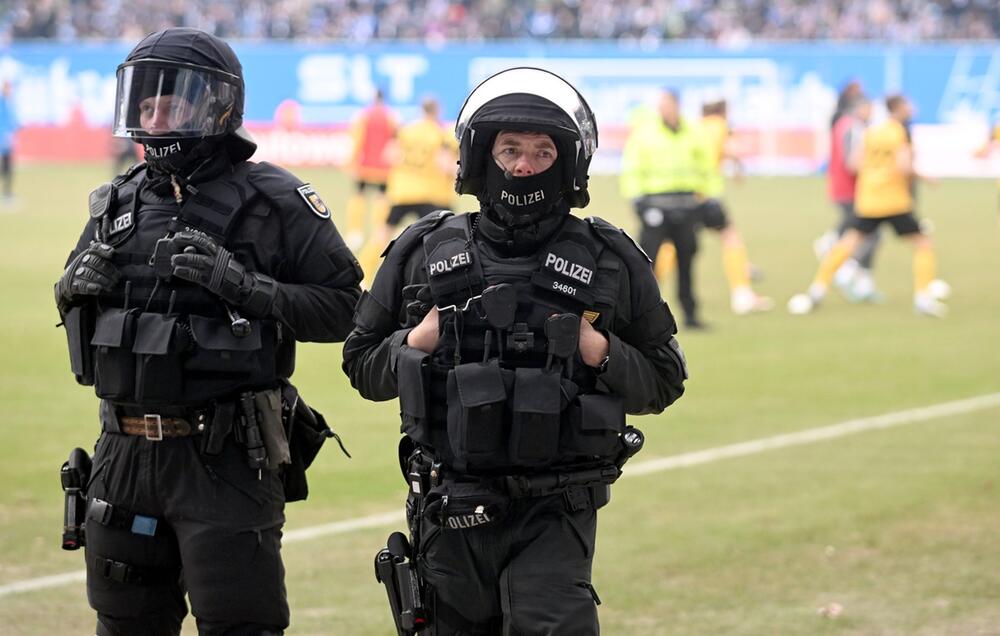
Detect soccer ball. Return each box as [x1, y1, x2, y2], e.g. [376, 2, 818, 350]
[787, 293, 815, 315]
[927, 279, 951, 300]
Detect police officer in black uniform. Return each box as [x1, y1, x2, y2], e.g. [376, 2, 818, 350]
[55, 28, 362, 635]
[343, 68, 687, 635]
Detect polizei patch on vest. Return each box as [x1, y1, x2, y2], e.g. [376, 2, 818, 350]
[428, 250, 473, 277]
[543, 251, 594, 285]
[532, 241, 597, 305]
[109, 211, 133, 236]
[296, 184, 331, 219]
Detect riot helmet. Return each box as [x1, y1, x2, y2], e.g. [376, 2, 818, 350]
[455, 67, 598, 222]
[113, 28, 256, 172]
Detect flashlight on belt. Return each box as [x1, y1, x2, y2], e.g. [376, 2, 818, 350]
[617, 426, 645, 466]
[61, 447, 92, 550]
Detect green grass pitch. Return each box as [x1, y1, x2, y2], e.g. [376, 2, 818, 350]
[0, 162, 998, 634]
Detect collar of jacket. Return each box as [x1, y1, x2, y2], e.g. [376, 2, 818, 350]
[476, 201, 571, 257]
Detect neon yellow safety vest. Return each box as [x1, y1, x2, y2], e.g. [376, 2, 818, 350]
[620, 106, 711, 199]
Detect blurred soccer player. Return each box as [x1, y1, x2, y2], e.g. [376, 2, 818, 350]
[698, 98, 772, 316]
[788, 94, 948, 317]
[345, 88, 397, 250]
[815, 95, 884, 302]
[358, 96, 457, 282]
[830, 79, 863, 129]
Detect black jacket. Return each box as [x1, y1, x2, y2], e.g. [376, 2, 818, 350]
[342, 208, 686, 417]
[61, 156, 362, 404]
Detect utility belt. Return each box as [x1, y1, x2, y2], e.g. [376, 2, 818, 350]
[96, 382, 347, 502]
[423, 474, 610, 532]
[639, 191, 703, 211]
[99, 392, 280, 472]
[101, 401, 210, 440]
[403, 443, 640, 534]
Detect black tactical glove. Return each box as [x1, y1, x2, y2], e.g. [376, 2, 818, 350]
[55, 243, 120, 311]
[402, 284, 433, 318]
[169, 230, 278, 317]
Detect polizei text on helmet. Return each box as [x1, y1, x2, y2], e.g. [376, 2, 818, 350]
[501, 189, 545, 206]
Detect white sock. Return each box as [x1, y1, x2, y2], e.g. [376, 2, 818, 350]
[834, 259, 860, 287]
[808, 282, 827, 303]
[852, 269, 876, 298]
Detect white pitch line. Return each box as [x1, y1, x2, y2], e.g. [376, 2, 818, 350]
[0, 570, 87, 597]
[626, 391, 1000, 476]
[283, 510, 404, 543]
[2, 391, 998, 600]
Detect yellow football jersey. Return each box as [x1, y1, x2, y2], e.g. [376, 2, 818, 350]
[855, 119, 913, 218]
[386, 119, 457, 207]
[700, 114, 729, 197]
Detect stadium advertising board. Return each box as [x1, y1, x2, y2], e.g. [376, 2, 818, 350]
[2, 41, 999, 176]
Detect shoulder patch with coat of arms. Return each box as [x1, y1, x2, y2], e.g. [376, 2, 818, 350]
[296, 184, 331, 219]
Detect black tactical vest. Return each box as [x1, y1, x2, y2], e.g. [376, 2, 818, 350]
[396, 213, 626, 475]
[80, 163, 287, 407]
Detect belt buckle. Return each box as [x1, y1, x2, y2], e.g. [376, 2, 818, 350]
[143, 414, 163, 441]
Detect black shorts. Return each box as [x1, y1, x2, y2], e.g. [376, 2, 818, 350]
[355, 180, 387, 194]
[387, 203, 440, 226]
[837, 200, 857, 219]
[852, 212, 920, 236]
[698, 198, 730, 230]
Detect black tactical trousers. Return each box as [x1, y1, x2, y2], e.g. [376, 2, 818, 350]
[417, 492, 600, 635]
[636, 200, 701, 324]
[85, 430, 288, 635]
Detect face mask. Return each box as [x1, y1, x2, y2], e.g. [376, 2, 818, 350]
[484, 157, 563, 227]
[141, 136, 206, 174]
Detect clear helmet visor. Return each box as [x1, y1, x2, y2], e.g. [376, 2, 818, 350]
[112, 61, 240, 138]
[455, 67, 597, 158]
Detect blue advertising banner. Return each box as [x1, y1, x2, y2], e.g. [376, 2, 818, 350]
[3, 41, 999, 172]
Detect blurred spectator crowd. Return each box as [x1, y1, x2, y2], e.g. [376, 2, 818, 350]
[6, 0, 1000, 43]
